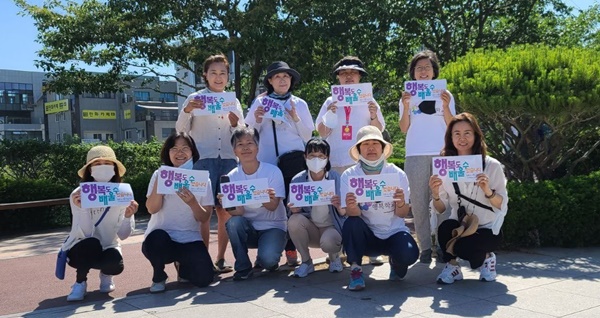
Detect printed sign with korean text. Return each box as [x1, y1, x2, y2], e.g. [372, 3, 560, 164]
[260, 97, 287, 122]
[403, 80, 447, 116]
[191, 92, 237, 116]
[81, 182, 134, 208]
[157, 166, 209, 195]
[331, 83, 373, 107]
[289, 180, 336, 208]
[220, 178, 271, 209]
[432, 155, 483, 182]
[348, 173, 402, 203]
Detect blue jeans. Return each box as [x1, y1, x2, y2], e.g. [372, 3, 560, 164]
[225, 216, 286, 272]
[195, 157, 237, 206]
[342, 216, 419, 270]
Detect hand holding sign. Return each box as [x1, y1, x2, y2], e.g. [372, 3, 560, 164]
[403, 80, 447, 115]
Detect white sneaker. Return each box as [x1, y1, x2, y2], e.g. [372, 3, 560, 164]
[67, 281, 87, 301]
[149, 279, 167, 293]
[480, 252, 497, 282]
[99, 272, 115, 293]
[369, 255, 384, 266]
[329, 256, 343, 273]
[293, 262, 315, 278]
[437, 263, 463, 284]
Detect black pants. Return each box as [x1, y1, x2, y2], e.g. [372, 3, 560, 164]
[142, 229, 214, 288]
[438, 219, 502, 269]
[67, 237, 124, 283]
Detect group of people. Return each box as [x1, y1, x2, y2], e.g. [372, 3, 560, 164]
[59, 51, 508, 301]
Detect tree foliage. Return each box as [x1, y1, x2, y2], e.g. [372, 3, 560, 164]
[442, 45, 600, 181]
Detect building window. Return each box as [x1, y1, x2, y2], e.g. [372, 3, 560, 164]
[56, 133, 61, 142]
[138, 129, 145, 139]
[55, 114, 60, 122]
[125, 130, 132, 139]
[134, 91, 150, 101]
[106, 133, 114, 140]
[62, 112, 67, 121]
[93, 133, 102, 140]
[162, 128, 175, 138]
[160, 93, 177, 102]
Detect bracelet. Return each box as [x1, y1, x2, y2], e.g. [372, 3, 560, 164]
[485, 189, 496, 199]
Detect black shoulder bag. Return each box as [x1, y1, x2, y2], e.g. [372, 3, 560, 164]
[272, 121, 306, 196]
[452, 183, 493, 222]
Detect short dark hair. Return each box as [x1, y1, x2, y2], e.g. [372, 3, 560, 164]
[160, 132, 200, 167]
[442, 112, 487, 160]
[408, 50, 440, 80]
[202, 54, 230, 84]
[304, 137, 332, 171]
[230, 127, 260, 148]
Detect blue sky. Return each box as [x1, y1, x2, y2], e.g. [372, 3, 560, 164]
[0, 0, 597, 75]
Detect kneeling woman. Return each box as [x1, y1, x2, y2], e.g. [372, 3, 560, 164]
[220, 127, 288, 281]
[429, 112, 508, 284]
[341, 126, 419, 291]
[143, 132, 215, 293]
[288, 137, 346, 278]
[63, 145, 138, 301]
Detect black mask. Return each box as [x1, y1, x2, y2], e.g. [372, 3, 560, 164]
[418, 100, 436, 115]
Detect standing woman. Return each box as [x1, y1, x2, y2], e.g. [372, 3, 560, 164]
[63, 145, 139, 301]
[398, 50, 457, 263]
[287, 137, 346, 278]
[245, 61, 314, 266]
[143, 132, 215, 293]
[176, 54, 245, 273]
[429, 113, 508, 284]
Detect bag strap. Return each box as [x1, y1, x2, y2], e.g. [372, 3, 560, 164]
[271, 120, 280, 157]
[94, 207, 111, 227]
[452, 183, 493, 212]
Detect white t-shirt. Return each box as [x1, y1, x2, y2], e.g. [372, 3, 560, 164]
[245, 95, 314, 165]
[437, 156, 508, 235]
[340, 163, 410, 239]
[175, 88, 245, 160]
[144, 170, 214, 243]
[316, 97, 385, 167]
[399, 90, 456, 156]
[307, 172, 333, 228]
[227, 162, 288, 231]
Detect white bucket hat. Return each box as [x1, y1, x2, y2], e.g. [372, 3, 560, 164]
[349, 126, 393, 162]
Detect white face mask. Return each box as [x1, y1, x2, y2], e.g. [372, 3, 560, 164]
[306, 158, 328, 174]
[358, 154, 385, 168]
[179, 158, 194, 170]
[91, 164, 116, 182]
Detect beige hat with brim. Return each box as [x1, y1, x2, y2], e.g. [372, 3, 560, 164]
[446, 214, 479, 256]
[349, 125, 393, 162]
[77, 145, 126, 178]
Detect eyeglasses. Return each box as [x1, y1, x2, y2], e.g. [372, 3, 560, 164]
[415, 66, 433, 72]
[169, 147, 192, 154]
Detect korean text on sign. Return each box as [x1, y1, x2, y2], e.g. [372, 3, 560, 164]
[80, 182, 134, 209]
[260, 97, 287, 122]
[331, 83, 373, 107]
[157, 166, 210, 195]
[348, 173, 402, 203]
[220, 178, 270, 209]
[432, 155, 483, 182]
[289, 180, 336, 208]
[191, 92, 237, 116]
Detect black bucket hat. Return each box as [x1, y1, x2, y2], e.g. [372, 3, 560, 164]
[263, 61, 301, 90]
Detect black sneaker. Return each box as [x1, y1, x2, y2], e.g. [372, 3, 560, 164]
[215, 259, 233, 273]
[233, 268, 253, 281]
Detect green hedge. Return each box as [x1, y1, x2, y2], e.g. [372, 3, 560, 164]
[503, 170, 600, 248]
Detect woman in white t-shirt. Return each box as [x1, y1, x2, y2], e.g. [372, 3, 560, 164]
[62, 145, 139, 302]
[287, 137, 346, 278]
[398, 50, 457, 263]
[143, 132, 215, 293]
[429, 113, 508, 284]
[316, 56, 385, 175]
[219, 127, 288, 281]
[340, 126, 419, 291]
